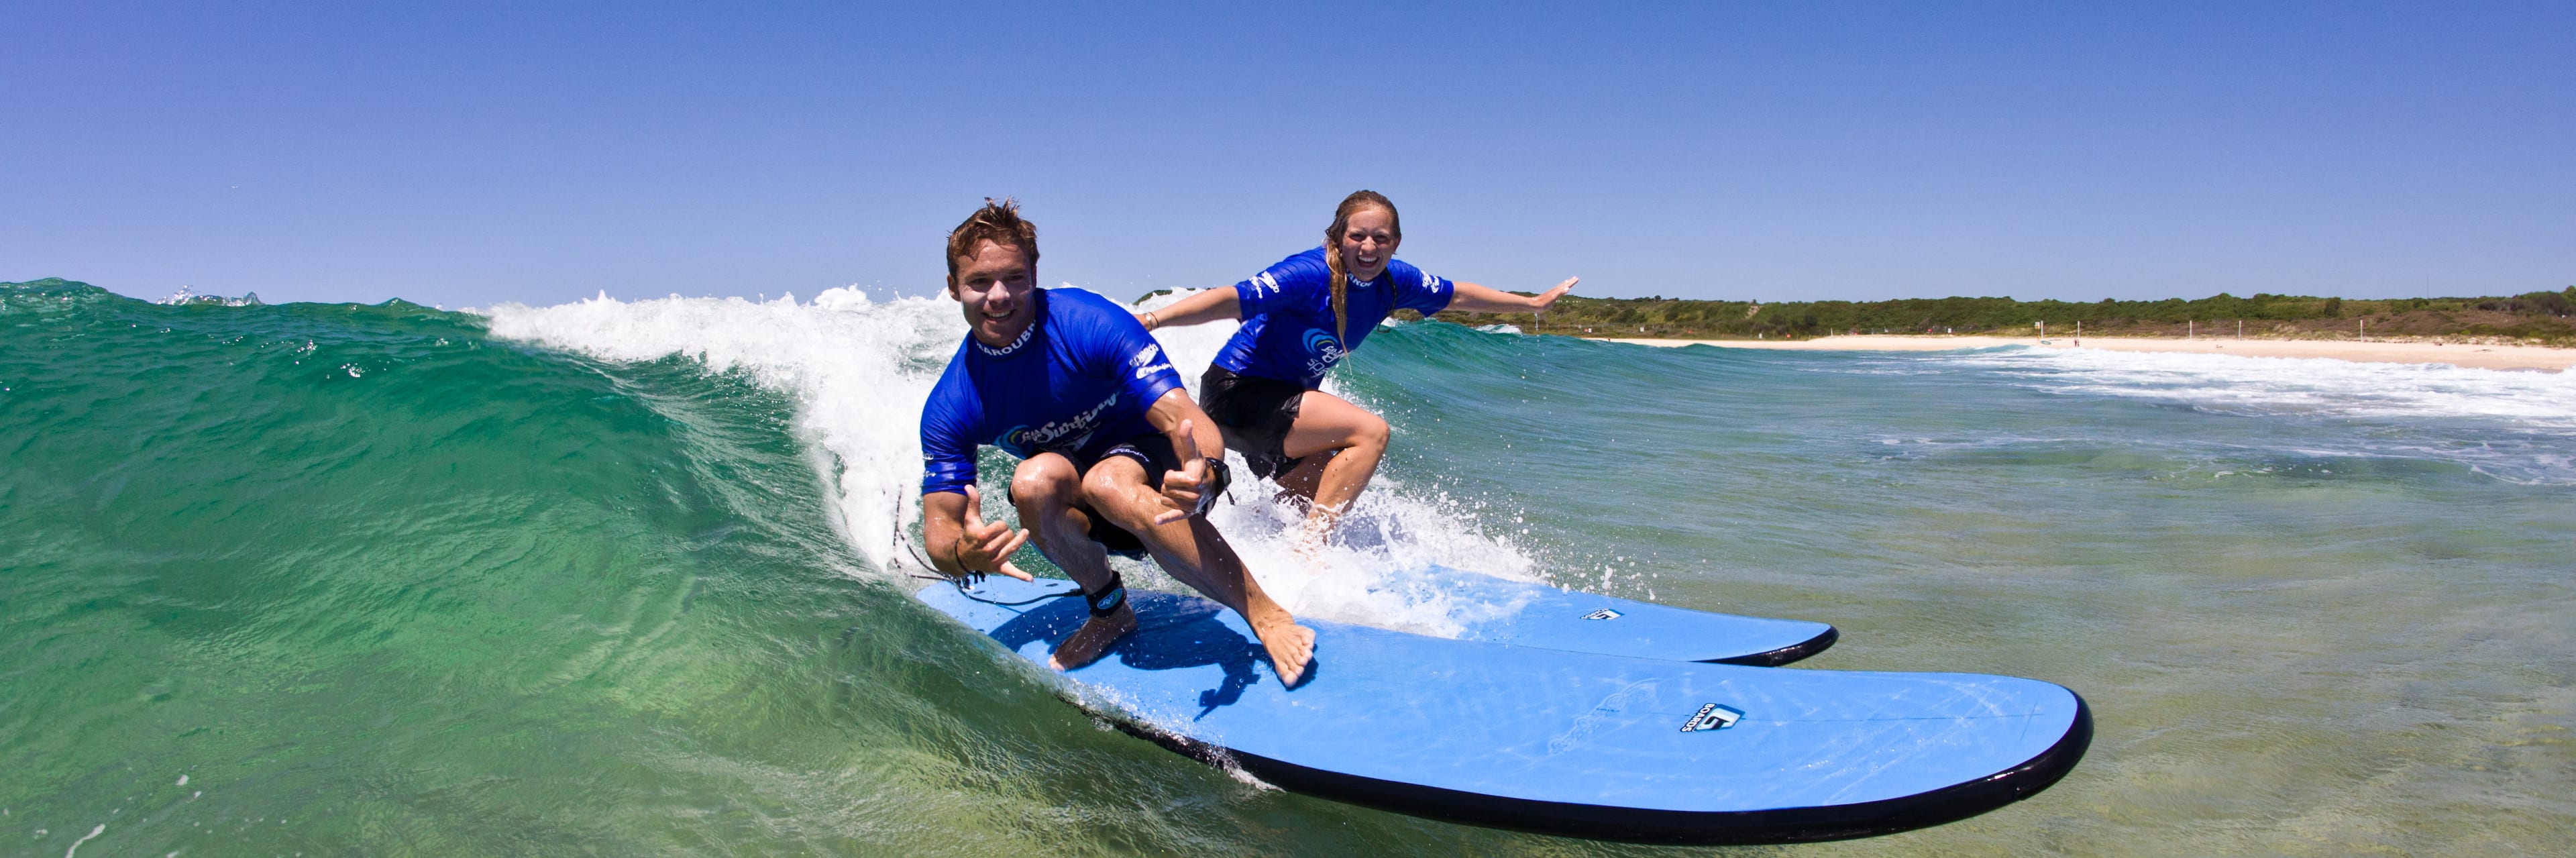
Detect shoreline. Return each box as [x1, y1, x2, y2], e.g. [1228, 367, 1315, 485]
[1593, 335, 2576, 372]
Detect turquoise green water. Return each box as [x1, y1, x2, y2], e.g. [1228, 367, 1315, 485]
[5, 278, 2570, 855]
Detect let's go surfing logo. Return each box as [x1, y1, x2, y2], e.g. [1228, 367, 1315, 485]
[996, 392, 1119, 458]
[1301, 328, 1346, 378]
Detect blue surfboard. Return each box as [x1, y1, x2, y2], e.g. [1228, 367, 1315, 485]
[918, 577, 2090, 845]
[1411, 565, 1836, 665]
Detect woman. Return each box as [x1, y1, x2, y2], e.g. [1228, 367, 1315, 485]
[1140, 190, 1574, 546]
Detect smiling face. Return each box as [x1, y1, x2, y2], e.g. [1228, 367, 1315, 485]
[1335, 206, 1399, 282]
[948, 239, 1036, 347]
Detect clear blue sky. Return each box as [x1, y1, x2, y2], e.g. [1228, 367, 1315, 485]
[7, 1, 2570, 308]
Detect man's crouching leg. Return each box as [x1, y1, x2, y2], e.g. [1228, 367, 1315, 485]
[1011, 454, 1136, 671]
[1079, 457, 1316, 686]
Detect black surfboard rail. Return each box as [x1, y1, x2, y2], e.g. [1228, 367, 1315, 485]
[1119, 692, 2092, 845]
[1707, 625, 1838, 667]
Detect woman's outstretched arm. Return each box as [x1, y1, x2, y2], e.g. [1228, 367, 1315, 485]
[1444, 277, 1578, 314]
[1136, 288, 1241, 331]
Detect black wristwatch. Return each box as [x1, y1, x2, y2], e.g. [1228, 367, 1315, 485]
[1193, 456, 1232, 516]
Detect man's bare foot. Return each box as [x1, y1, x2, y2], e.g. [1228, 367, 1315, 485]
[1047, 606, 1137, 671]
[1244, 601, 1317, 685]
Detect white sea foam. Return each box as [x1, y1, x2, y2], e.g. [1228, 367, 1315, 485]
[1937, 345, 2576, 484]
[155, 285, 261, 307]
[482, 287, 1536, 635]
[1945, 345, 2576, 427]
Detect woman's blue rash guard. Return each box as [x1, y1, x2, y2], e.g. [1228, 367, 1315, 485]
[1210, 247, 1455, 389]
[918, 287, 1186, 496]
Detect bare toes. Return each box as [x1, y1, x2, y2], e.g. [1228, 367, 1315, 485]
[1263, 625, 1316, 683]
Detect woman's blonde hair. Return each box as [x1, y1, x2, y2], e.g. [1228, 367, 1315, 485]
[1322, 191, 1400, 345]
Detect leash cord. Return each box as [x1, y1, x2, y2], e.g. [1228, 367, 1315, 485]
[893, 496, 1077, 607]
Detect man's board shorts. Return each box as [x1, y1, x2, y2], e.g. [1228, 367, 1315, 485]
[1007, 432, 1185, 558]
[1199, 366, 1308, 481]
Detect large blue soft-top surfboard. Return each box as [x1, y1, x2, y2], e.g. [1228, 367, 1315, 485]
[1411, 565, 1836, 665]
[918, 577, 2090, 845]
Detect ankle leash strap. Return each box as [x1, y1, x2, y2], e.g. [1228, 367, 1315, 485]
[1084, 572, 1127, 617]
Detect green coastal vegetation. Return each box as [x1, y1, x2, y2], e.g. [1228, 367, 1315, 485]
[1422, 286, 2576, 345]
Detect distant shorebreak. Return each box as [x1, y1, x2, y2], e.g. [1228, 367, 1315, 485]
[1596, 334, 2576, 372]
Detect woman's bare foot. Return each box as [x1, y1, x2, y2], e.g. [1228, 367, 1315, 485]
[1243, 600, 1316, 685]
[1046, 605, 1137, 671]
[1289, 504, 1343, 560]
[1289, 531, 1324, 563]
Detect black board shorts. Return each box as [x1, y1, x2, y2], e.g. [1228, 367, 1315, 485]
[1199, 366, 1309, 480]
[1005, 433, 1182, 558]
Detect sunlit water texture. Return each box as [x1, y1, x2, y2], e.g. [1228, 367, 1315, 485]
[4, 280, 2569, 855]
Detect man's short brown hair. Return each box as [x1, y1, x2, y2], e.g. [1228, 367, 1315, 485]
[945, 198, 1038, 283]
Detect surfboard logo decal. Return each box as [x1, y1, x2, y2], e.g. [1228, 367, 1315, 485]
[1680, 703, 1745, 733]
[1582, 608, 1623, 621]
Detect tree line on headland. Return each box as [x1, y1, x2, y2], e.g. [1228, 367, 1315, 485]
[1420, 286, 2576, 345]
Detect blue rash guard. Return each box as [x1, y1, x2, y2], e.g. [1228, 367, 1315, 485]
[1210, 247, 1455, 389]
[919, 287, 1185, 496]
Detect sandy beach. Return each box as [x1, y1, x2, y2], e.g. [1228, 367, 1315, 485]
[1599, 335, 2576, 372]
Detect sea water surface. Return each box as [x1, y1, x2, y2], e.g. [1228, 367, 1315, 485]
[4, 278, 2570, 855]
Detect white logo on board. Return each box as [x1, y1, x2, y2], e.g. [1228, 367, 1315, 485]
[1680, 703, 1745, 733]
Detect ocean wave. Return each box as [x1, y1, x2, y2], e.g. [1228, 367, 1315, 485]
[484, 287, 1539, 636]
[1945, 345, 2576, 427]
[157, 285, 264, 307]
[1931, 345, 2576, 484]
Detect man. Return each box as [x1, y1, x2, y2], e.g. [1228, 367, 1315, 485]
[917, 199, 1316, 683]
